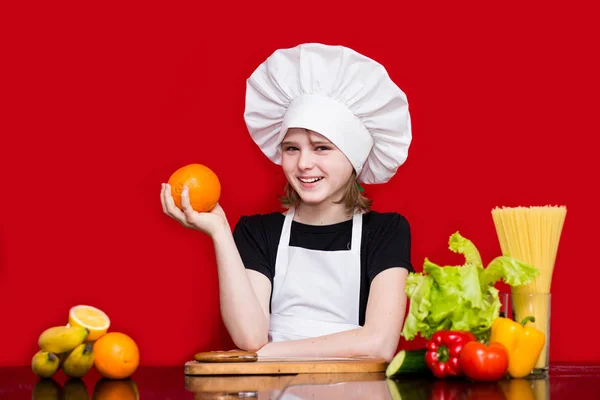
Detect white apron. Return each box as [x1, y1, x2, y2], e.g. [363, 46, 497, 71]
[269, 207, 363, 342]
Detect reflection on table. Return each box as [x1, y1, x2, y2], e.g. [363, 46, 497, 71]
[32, 377, 139, 400]
[0, 363, 597, 400]
[184, 371, 552, 400]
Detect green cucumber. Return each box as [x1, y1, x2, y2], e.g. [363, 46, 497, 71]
[385, 349, 429, 377]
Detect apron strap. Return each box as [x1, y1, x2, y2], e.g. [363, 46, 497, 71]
[350, 212, 362, 253]
[272, 207, 295, 303]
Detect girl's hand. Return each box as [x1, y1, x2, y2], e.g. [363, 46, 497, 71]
[160, 183, 228, 238]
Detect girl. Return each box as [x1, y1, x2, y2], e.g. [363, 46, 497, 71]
[161, 43, 413, 362]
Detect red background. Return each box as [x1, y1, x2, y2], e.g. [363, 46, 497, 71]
[1, 1, 597, 366]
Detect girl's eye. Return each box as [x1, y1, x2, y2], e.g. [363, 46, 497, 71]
[316, 146, 331, 151]
[284, 146, 298, 152]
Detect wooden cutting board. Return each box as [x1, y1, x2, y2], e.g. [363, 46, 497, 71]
[185, 351, 387, 375]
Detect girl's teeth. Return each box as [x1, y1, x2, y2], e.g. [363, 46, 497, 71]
[300, 177, 322, 183]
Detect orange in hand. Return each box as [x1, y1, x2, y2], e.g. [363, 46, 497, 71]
[167, 163, 221, 212]
[93, 332, 140, 379]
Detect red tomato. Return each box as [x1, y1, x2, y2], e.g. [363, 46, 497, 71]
[459, 341, 509, 382]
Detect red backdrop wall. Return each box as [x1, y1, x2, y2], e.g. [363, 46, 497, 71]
[1, 1, 597, 366]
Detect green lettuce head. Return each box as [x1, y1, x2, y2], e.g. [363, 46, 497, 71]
[401, 232, 540, 340]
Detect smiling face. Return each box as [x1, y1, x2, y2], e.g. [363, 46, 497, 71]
[281, 128, 355, 207]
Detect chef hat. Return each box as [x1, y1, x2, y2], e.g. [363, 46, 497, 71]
[243, 43, 412, 184]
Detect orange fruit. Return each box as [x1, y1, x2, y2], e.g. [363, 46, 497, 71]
[93, 378, 139, 400]
[93, 332, 140, 379]
[167, 163, 221, 212]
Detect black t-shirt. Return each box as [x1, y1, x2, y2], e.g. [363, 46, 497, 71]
[232, 211, 414, 326]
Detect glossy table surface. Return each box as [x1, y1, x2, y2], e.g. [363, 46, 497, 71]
[1, 363, 599, 399]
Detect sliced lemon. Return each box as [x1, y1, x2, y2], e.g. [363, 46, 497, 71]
[68, 305, 110, 341]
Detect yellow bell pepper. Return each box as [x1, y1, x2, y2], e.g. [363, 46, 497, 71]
[490, 316, 546, 378]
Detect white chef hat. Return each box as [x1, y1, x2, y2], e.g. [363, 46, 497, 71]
[243, 43, 412, 184]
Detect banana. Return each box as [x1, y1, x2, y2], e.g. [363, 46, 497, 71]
[38, 326, 89, 354]
[31, 351, 60, 378]
[61, 343, 94, 378]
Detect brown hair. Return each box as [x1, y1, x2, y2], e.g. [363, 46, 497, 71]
[279, 170, 373, 215]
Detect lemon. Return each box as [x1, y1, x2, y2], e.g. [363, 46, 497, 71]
[68, 305, 111, 341]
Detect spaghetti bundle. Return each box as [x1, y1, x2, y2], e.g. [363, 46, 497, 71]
[491, 205, 567, 370]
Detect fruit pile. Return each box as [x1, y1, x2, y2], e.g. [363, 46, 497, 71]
[32, 305, 139, 379]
